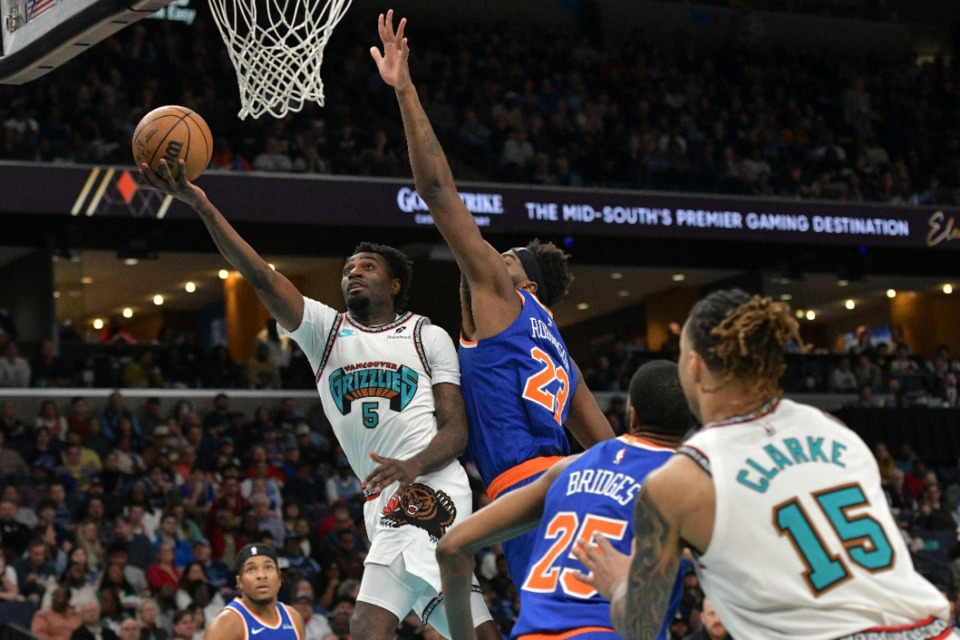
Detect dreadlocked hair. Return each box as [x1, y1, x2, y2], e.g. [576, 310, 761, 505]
[351, 242, 414, 312]
[688, 288, 801, 400]
[526, 239, 573, 306]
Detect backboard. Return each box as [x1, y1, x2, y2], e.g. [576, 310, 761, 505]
[0, 0, 173, 84]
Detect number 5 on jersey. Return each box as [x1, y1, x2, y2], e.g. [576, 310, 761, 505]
[522, 347, 570, 424]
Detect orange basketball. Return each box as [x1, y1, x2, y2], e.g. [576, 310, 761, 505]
[132, 105, 213, 181]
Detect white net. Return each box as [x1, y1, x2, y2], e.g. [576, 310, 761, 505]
[208, 0, 354, 120]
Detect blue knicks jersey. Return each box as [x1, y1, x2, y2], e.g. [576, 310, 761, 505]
[511, 436, 683, 640]
[224, 598, 301, 640]
[459, 289, 574, 487]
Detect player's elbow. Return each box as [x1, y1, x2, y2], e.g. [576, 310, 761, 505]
[435, 529, 468, 566]
[416, 175, 456, 208]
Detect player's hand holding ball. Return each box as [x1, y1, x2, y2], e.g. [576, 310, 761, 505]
[134, 105, 212, 208]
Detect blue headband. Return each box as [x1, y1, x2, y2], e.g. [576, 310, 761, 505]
[512, 247, 551, 306]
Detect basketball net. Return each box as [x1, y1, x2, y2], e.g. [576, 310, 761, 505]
[208, 0, 353, 120]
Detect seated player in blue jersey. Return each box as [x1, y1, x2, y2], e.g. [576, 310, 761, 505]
[435, 361, 694, 640]
[372, 11, 614, 584]
[204, 544, 305, 640]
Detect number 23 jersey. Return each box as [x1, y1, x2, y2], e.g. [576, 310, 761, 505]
[459, 289, 575, 487]
[680, 398, 949, 640]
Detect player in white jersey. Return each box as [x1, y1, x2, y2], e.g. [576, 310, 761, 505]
[139, 162, 498, 640]
[576, 289, 954, 640]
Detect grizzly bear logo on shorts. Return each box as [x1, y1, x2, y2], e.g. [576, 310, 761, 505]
[380, 483, 456, 543]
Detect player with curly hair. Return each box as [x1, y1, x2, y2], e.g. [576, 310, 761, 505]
[576, 288, 953, 640]
[373, 10, 614, 586]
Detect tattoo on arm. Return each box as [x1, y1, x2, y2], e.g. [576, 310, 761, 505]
[416, 117, 443, 157]
[610, 487, 681, 638]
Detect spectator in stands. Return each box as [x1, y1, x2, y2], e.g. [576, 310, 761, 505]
[146, 540, 180, 594]
[2, 483, 34, 527]
[71, 599, 118, 640]
[16, 537, 57, 605]
[169, 609, 195, 640]
[2, 400, 31, 456]
[245, 342, 281, 389]
[248, 492, 284, 548]
[912, 481, 955, 533]
[889, 343, 921, 377]
[135, 598, 166, 640]
[0, 430, 29, 482]
[98, 589, 124, 635]
[31, 585, 81, 640]
[0, 496, 30, 559]
[324, 458, 361, 506]
[207, 509, 245, 570]
[118, 619, 140, 640]
[873, 442, 896, 481]
[31, 340, 73, 388]
[884, 468, 915, 526]
[853, 353, 883, 391]
[937, 372, 959, 409]
[137, 399, 165, 441]
[151, 511, 193, 569]
[29, 427, 63, 476]
[57, 445, 99, 496]
[113, 435, 145, 480]
[883, 378, 908, 408]
[34, 521, 66, 576]
[253, 136, 293, 172]
[0, 340, 31, 387]
[74, 521, 105, 578]
[847, 384, 880, 409]
[113, 515, 152, 573]
[101, 392, 142, 442]
[189, 538, 229, 597]
[81, 418, 111, 461]
[104, 543, 147, 594]
[828, 356, 858, 392]
[291, 586, 331, 640]
[279, 534, 321, 585]
[42, 560, 97, 611]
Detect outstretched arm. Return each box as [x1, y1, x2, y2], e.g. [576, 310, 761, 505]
[140, 160, 304, 331]
[371, 12, 519, 338]
[436, 457, 575, 640]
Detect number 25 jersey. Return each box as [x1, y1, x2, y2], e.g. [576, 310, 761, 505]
[681, 398, 950, 640]
[459, 289, 575, 488]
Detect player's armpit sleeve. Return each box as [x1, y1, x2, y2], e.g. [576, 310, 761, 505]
[277, 296, 338, 373]
[422, 324, 461, 386]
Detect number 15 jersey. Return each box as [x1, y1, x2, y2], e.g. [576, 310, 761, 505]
[681, 398, 950, 640]
[459, 289, 575, 488]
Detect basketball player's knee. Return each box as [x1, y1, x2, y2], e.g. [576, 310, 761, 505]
[349, 608, 393, 640]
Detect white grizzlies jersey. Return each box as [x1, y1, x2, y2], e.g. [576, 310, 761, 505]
[680, 398, 951, 640]
[280, 297, 463, 482]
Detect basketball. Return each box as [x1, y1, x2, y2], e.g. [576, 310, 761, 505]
[132, 105, 213, 181]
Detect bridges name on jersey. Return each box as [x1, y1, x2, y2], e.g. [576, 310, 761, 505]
[328, 361, 419, 415]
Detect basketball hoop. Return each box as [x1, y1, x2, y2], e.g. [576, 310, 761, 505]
[208, 0, 354, 120]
